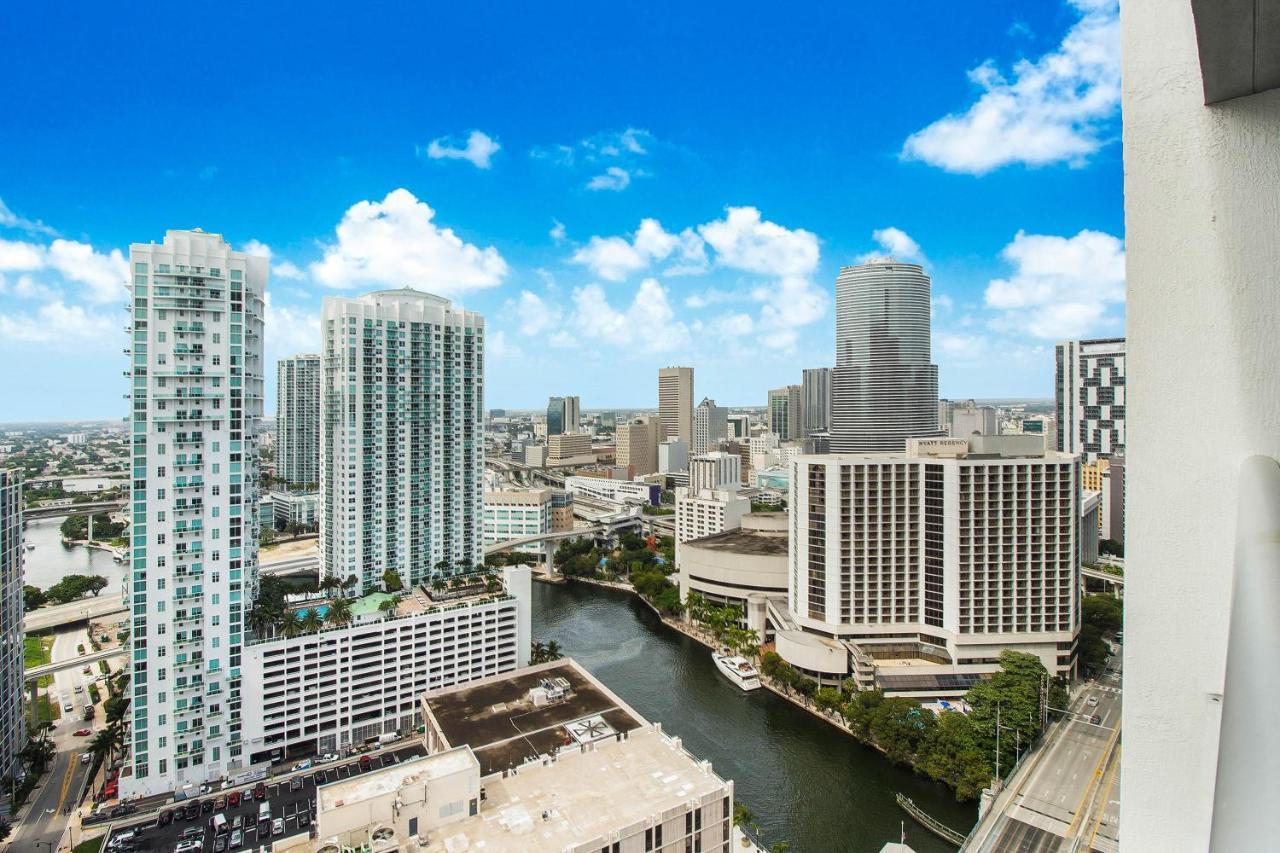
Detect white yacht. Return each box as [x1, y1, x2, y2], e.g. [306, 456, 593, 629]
[712, 651, 761, 692]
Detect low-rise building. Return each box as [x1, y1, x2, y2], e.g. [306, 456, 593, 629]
[482, 490, 551, 546]
[241, 567, 531, 761]
[565, 476, 659, 506]
[546, 433, 593, 467]
[269, 490, 320, 530]
[306, 660, 734, 853]
[549, 489, 574, 532]
[678, 512, 788, 637]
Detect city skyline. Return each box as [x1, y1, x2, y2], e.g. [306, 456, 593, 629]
[0, 1, 1123, 421]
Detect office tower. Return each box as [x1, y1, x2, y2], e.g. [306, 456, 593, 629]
[563, 396, 580, 434]
[830, 260, 941, 452]
[546, 433, 593, 466]
[123, 230, 267, 796]
[690, 452, 741, 494]
[0, 470, 24, 784]
[727, 413, 751, 440]
[714, 440, 752, 485]
[321, 289, 483, 593]
[616, 417, 664, 476]
[1055, 338, 1126, 462]
[937, 400, 956, 436]
[692, 397, 727, 455]
[801, 367, 831, 435]
[950, 400, 998, 436]
[658, 438, 688, 474]
[545, 396, 565, 436]
[657, 366, 694, 445]
[781, 435, 1080, 697]
[275, 354, 321, 488]
[767, 385, 801, 441]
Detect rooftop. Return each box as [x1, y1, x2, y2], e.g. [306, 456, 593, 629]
[420, 726, 729, 853]
[317, 748, 480, 813]
[422, 660, 646, 775]
[683, 526, 788, 557]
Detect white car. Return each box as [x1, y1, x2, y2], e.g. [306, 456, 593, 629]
[319, 752, 338, 763]
[174, 841, 202, 853]
[1087, 695, 1099, 707]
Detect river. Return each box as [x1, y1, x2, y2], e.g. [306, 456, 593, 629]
[532, 580, 977, 853]
[22, 515, 128, 593]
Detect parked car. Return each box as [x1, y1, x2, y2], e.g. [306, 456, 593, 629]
[231, 814, 243, 830]
[175, 841, 202, 853]
[1087, 695, 1099, 707]
[289, 776, 302, 792]
[74, 728, 92, 737]
[181, 826, 204, 841]
[214, 794, 227, 810]
[230, 829, 243, 848]
[214, 836, 227, 853]
[292, 759, 311, 772]
[183, 803, 200, 821]
[1091, 714, 1102, 724]
[158, 808, 174, 826]
[319, 752, 338, 763]
[257, 818, 272, 837]
[272, 817, 285, 836]
[359, 755, 371, 769]
[252, 782, 267, 801]
[201, 798, 214, 814]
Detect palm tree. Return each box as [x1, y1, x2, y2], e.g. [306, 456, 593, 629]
[530, 641, 547, 663]
[343, 574, 359, 592]
[320, 574, 343, 594]
[433, 559, 452, 577]
[430, 577, 447, 596]
[300, 608, 323, 634]
[544, 640, 563, 661]
[88, 723, 122, 766]
[279, 610, 302, 639]
[685, 592, 708, 625]
[326, 597, 353, 627]
[377, 598, 398, 617]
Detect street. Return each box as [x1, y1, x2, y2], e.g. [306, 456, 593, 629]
[969, 650, 1123, 852]
[6, 625, 120, 852]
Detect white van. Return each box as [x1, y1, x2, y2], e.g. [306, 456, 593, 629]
[259, 801, 272, 822]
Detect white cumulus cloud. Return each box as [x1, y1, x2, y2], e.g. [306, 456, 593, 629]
[569, 279, 691, 353]
[901, 0, 1119, 174]
[421, 130, 501, 169]
[586, 166, 632, 192]
[310, 188, 508, 294]
[0, 236, 126, 304]
[984, 228, 1125, 339]
[571, 218, 705, 282]
[0, 299, 115, 344]
[857, 227, 927, 264]
[0, 197, 57, 237]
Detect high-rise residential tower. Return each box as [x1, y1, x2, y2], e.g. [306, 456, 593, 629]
[275, 354, 321, 488]
[657, 366, 694, 445]
[830, 260, 941, 452]
[545, 396, 565, 436]
[692, 397, 728, 455]
[0, 470, 24, 784]
[321, 289, 484, 593]
[563, 396, 580, 434]
[123, 230, 267, 796]
[801, 367, 831, 435]
[767, 385, 801, 441]
[1055, 337, 1126, 462]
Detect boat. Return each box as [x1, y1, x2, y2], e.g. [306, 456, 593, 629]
[712, 651, 761, 692]
[25, 543, 35, 550]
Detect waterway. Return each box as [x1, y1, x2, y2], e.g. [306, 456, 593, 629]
[532, 581, 977, 853]
[22, 515, 128, 593]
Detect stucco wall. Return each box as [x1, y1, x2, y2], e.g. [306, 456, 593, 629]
[1122, 1, 1280, 848]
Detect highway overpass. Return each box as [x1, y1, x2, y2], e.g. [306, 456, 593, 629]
[24, 500, 127, 521]
[25, 646, 122, 681]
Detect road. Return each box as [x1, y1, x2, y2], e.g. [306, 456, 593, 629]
[7, 626, 103, 852]
[972, 653, 1122, 852]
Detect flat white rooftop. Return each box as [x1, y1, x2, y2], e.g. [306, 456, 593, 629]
[422, 726, 728, 852]
[318, 748, 479, 812]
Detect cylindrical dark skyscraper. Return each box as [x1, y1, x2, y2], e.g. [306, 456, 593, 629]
[830, 259, 941, 452]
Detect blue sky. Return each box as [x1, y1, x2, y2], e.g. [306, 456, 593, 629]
[0, 0, 1123, 420]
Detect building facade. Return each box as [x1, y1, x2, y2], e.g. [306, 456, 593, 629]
[950, 401, 998, 437]
[482, 490, 552, 546]
[275, 354, 321, 488]
[830, 260, 941, 453]
[678, 512, 788, 637]
[658, 366, 694, 445]
[546, 433, 592, 467]
[565, 476, 659, 506]
[801, 367, 831, 435]
[241, 567, 530, 760]
[545, 396, 565, 436]
[1055, 337, 1126, 462]
[0, 470, 24, 784]
[692, 397, 728, 455]
[616, 417, 663, 477]
[783, 436, 1080, 697]
[658, 438, 688, 474]
[320, 289, 484, 591]
[690, 452, 741, 494]
[727, 413, 751, 440]
[123, 229, 268, 795]
[768, 385, 801, 441]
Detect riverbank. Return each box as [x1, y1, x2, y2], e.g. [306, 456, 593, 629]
[533, 580, 975, 853]
[562, 574, 976, 805]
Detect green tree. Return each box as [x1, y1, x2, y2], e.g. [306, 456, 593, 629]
[430, 577, 448, 595]
[378, 597, 399, 616]
[917, 711, 992, 801]
[326, 597, 353, 627]
[23, 585, 46, 611]
[814, 687, 843, 714]
[279, 610, 302, 639]
[1082, 594, 1123, 635]
[382, 569, 404, 593]
[300, 608, 324, 634]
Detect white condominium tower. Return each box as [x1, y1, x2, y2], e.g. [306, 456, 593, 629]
[692, 397, 728, 455]
[830, 260, 941, 452]
[767, 385, 801, 441]
[276, 354, 321, 488]
[658, 366, 694, 445]
[1055, 337, 1126, 462]
[123, 230, 267, 796]
[320, 289, 484, 592]
[0, 470, 24, 783]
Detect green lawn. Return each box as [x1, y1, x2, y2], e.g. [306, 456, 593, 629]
[23, 634, 53, 687]
[73, 837, 104, 853]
